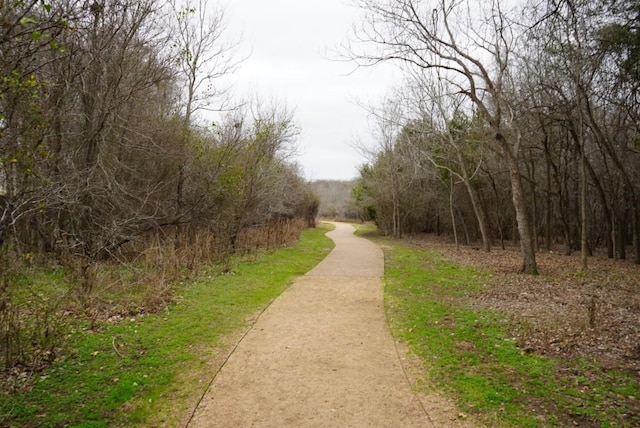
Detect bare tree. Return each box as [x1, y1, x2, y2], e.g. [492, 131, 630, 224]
[163, 0, 242, 247]
[363, 96, 419, 238]
[403, 69, 492, 251]
[166, 0, 242, 127]
[522, 0, 640, 264]
[347, 0, 538, 273]
[0, 0, 79, 251]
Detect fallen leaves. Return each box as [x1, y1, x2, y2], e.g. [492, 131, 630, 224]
[411, 236, 640, 375]
[408, 235, 640, 425]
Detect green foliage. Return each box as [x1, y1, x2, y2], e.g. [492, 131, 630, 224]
[0, 225, 334, 427]
[0, 263, 70, 371]
[300, 188, 320, 227]
[352, 167, 377, 221]
[598, 20, 640, 80]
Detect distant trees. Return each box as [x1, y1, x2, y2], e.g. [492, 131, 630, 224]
[311, 180, 359, 221]
[350, 0, 640, 271]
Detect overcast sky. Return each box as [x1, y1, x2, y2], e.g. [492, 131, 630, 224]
[224, 0, 400, 181]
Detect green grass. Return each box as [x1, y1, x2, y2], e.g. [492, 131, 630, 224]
[1, 224, 334, 427]
[351, 222, 378, 236]
[380, 240, 640, 427]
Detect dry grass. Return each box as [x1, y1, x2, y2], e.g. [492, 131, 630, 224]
[0, 219, 307, 375]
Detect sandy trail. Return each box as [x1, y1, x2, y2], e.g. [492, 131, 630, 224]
[188, 222, 468, 427]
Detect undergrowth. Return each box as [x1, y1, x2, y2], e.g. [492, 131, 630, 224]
[0, 224, 334, 427]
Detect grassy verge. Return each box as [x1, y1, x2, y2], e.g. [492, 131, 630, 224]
[377, 237, 639, 427]
[351, 222, 378, 236]
[1, 224, 334, 428]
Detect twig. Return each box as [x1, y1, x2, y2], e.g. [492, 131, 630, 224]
[111, 336, 123, 359]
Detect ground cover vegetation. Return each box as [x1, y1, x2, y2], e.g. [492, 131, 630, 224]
[0, 0, 320, 392]
[348, 0, 640, 274]
[370, 229, 640, 427]
[0, 224, 334, 427]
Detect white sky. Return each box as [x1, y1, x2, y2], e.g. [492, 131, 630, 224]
[224, 0, 400, 181]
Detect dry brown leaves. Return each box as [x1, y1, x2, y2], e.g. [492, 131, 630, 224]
[409, 235, 640, 376]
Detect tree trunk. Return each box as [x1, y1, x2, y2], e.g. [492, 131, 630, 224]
[487, 170, 505, 250]
[611, 209, 617, 259]
[633, 206, 640, 265]
[174, 162, 185, 249]
[457, 151, 491, 252]
[530, 158, 539, 253]
[450, 175, 459, 251]
[455, 203, 471, 246]
[582, 151, 614, 259]
[500, 136, 538, 274]
[545, 146, 552, 252]
[617, 210, 627, 260]
[580, 141, 588, 270]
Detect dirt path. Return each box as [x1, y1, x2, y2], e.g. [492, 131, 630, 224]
[188, 222, 471, 427]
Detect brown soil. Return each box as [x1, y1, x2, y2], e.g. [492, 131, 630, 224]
[188, 223, 475, 427]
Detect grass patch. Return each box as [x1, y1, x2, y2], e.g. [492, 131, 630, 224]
[381, 239, 639, 427]
[1, 224, 334, 427]
[351, 222, 379, 237]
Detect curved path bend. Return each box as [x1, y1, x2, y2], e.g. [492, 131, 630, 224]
[189, 222, 468, 427]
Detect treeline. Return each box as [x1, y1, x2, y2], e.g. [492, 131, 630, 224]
[0, 1, 318, 369]
[310, 180, 359, 220]
[350, 0, 640, 273]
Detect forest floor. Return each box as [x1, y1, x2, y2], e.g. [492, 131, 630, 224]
[412, 237, 640, 376]
[406, 235, 640, 421]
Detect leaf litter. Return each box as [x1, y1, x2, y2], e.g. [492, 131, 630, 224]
[407, 235, 639, 425]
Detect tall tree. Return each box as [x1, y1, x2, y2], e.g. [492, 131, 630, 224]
[0, 0, 79, 251]
[167, 0, 241, 127]
[349, 0, 538, 272]
[404, 70, 492, 252]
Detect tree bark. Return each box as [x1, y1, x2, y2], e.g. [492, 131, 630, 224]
[545, 140, 552, 252]
[500, 136, 538, 274]
[456, 151, 491, 252]
[450, 175, 459, 251]
[580, 140, 588, 270]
